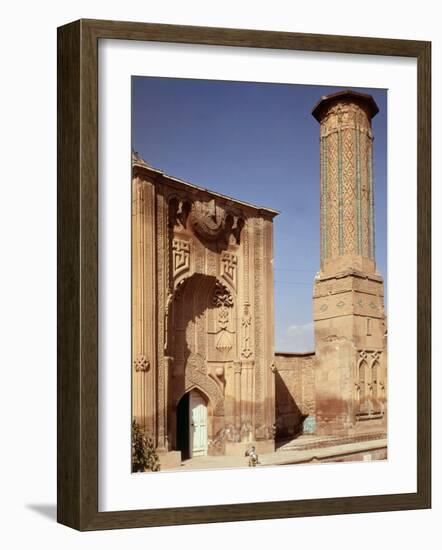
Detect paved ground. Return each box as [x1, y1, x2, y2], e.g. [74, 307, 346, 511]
[172, 436, 387, 471]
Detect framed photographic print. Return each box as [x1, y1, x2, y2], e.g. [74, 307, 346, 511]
[57, 19, 431, 530]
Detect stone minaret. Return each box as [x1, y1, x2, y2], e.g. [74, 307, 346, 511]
[311, 91, 387, 437]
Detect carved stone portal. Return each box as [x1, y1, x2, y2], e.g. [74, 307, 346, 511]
[132, 153, 278, 459]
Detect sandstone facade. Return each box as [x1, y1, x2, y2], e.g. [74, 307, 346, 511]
[132, 155, 277, 465]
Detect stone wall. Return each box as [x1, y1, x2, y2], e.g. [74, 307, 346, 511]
[274, 352, 316, 439]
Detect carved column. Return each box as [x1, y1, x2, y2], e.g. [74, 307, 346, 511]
[132, 178, 156, 435]
[253, 217, 265, 437]
[241, 222, 253, 360]
[263, 217, 276, 439]
[164, 355, 173, 450]
[156, 192, 167, 451]
[240, 359, 254, 443]
[233, 360, 242, 433]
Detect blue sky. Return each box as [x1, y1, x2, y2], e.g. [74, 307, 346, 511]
[132, 77, 387, 352]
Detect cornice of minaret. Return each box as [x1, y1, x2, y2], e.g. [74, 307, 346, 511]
[312, 90, 379, 277]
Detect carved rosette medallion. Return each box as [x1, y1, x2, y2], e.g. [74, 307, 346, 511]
[185, 199, 244, 244]
[133, 354, 150, 372]
[189, 200, 227, 242]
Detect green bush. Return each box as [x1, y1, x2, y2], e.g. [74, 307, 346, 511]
[131, 419, 161, 472]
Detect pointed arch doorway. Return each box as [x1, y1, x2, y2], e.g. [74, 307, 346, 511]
[176, 389, 208, 459]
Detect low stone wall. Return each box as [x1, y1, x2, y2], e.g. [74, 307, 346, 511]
[274, 352, 316, 439]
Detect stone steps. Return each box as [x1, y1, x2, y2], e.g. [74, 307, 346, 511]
[261, 438, 387, 466]
[276, 432, 386, 452]
[175, 438, 388, 470]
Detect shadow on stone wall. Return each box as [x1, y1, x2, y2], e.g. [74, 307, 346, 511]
[274, 370, 306, 442]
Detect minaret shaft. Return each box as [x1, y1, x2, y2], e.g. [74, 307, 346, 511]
[319, 100, 375, 275]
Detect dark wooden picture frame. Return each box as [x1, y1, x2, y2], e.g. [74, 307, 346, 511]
[57, 19, 431, 531]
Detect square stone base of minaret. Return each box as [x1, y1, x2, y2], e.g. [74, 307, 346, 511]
[313, 270, 387, 438]
[314, 337, 387, 437]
